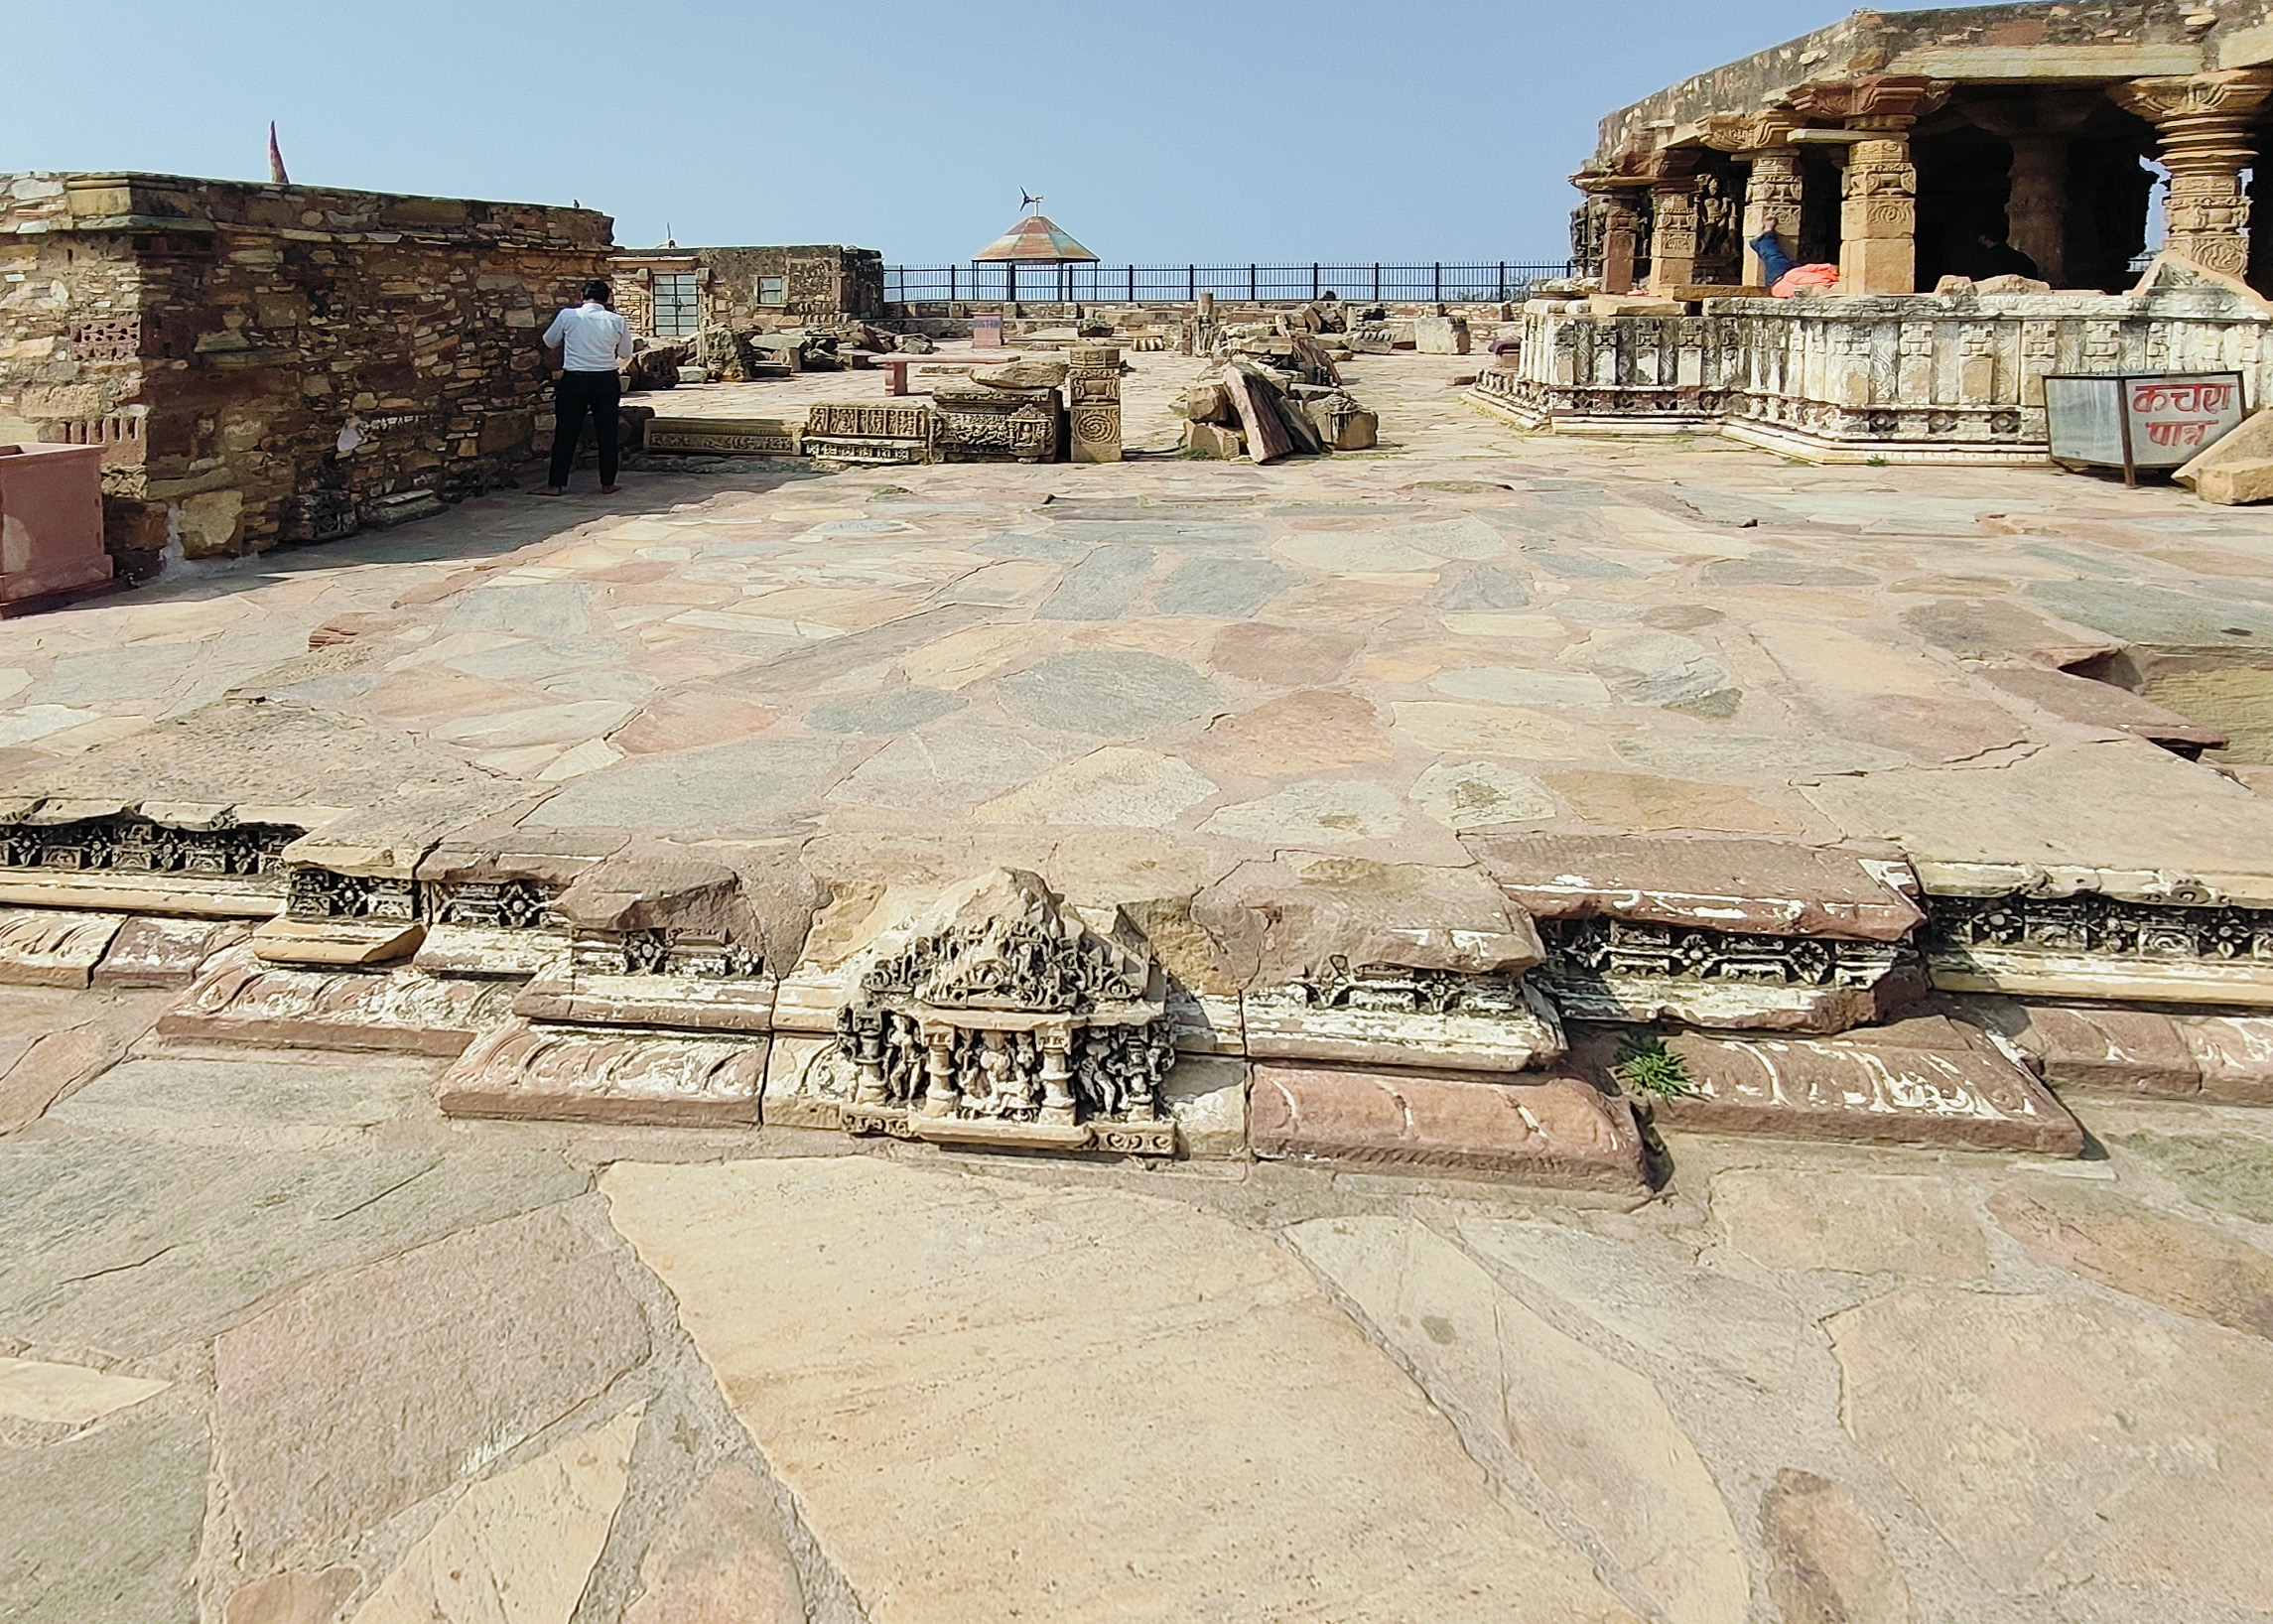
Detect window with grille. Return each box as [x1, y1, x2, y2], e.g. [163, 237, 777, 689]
[652, 272, 700, 338]
[758, 276, 786, 306]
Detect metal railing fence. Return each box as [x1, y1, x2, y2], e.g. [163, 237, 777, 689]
[882, 261, 1574, 306]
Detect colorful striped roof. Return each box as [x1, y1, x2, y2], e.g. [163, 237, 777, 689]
[973, 212, 1098, 263]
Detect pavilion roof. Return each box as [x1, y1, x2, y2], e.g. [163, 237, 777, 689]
[973, 212, 1098, 263]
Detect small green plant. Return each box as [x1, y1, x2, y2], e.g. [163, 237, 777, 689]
[1613, 1032, 1693, 1099]
[1866, 455, 1889, 467]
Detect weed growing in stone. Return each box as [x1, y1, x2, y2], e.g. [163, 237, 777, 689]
[1614, 1032, 1694, 1098]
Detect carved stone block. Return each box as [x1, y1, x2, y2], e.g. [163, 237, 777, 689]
[0, 907, 126, 988]
[439, 1018, 766, 1126]
[1241, 967, 1565, 1072]
[803, 402, 934, 467]
[412, 924, 567, 980]
[1568, 1016, 2083, 1154]
[642, 416, 800, 456]
[160, 946, 516, 1056]
[829, 870, 1175, 1152]
[1534, 917, 1925, 1033]
[514, 967, 777, 1033]
[1066, 344, 1123, 465]
[92, 915, 248, 990]
[251, 916, 426, 968]
[1927, 891, 2273, 1006]
[0, 802, 305, 915]
[1250, 1063, 1650, 1191]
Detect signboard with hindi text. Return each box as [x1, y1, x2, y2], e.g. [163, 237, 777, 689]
[2045, 370, 2247, 484]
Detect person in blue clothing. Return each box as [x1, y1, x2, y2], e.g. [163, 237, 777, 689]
[540, 281, 633, 495]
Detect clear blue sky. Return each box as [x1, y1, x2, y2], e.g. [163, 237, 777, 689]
[7, 0, 1843, 263]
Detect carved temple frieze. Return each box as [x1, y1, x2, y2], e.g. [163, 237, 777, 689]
[1537, 916, 1923, 1033]
[1240, 957, 1565, 1072]
[0, 803, 306, 914]
[1927, 889, 2273, 1006]
[830, 869, 1178, 1154]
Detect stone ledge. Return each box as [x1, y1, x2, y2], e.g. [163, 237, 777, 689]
[1999, 1002, 2273, 1105]
[159, 947, 515, 1057]
[1569, 1016, 2083, 1154]
[1250, 1063, 1652, 1191]
[439, 1019, 766, 1127]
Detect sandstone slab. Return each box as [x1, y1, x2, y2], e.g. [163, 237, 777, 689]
[0, 1397, 207, 1624]
[1711, 1167, 1989, 1279]
[1287, 1215, 1747, 1624]
[1759, 1469, 1910, 1624]
[1829, 1286, 2273, 1614]
[1990, 1181, 2273, 1339]
[602, 1156, 1643, 1624]
[1467, 834, 1923, 940]
[623, 1462, 806, 1624]
[93, 915, 247, 989]
[47, 1053, 429, 1147]
[1573, 1017, 2083, 1153]
[0, 1354, 170, 1424]
[0, 987, 170, 1134]
[160, 947, 517, 1056]
[2002, 1002, 2201, 1095]
[0, 906, 125, 987]
[440, 1019, 767, 1127]
[349, 1405, 640, 1624]
[1250, 1062, 1650, 1190]
[250, 916, 425, 968]
[223, 1568, 360, 1624]
[512, 967, 777, 1034]
[214, 1207, 648, 1563]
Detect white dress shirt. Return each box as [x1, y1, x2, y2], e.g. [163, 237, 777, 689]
[543, 301, 633, 373]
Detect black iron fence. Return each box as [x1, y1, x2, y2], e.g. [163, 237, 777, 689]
[883, 261, 1574, 306]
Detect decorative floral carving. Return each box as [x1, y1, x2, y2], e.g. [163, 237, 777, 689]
[1540, 916, 1911, 988]
[0, 809, 299, 880]
[1929, 892, 2273, 962]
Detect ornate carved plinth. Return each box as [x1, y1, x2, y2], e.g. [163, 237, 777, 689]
[0, 802, 305, 915]
[642, 416, 799, 457]
[933, 386, 1057, 463]
[802, 402, 934, 467]
[831, 870, 1176, 1155]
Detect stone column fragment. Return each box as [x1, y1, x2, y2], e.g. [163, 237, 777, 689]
[1066, 344, 1123, 464]
[2113, 69, 2273, 279]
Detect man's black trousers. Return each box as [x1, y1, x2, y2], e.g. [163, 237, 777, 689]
[549, 370, 621, 488]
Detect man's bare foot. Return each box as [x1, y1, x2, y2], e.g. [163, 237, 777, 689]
[599, 484, 620, 495]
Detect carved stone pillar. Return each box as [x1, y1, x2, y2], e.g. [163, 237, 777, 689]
[2113, 69, 2273, 278]
[1970, 95, 2097, 286]
[1645, 152, 1704, 292]
[1066, 344, 1123, 464]
[1702, 111, 1804, 288]
[1792, 76, 1953, 296]
[1574, 173, 1648, 293]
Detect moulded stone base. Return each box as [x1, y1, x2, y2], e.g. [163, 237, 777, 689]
[2002, 1002, 2273, 1104]
[438, 1018, 767, 1126]
[1929, 946, 2273, 1008]
[412, 924, 566, 979]
[159, 947, 516, 1056]
[1240, 987, 1564, 1073]
[839, 1103, 1178, 1155]
[1569, 1016, 2083, 1153]
[513, 969, 777, 1034]
[0, 908, 125, 988]
[0, 871, 284, 917]
[1249, 1063, 1651, 1191]
[91, 915, 246, 990]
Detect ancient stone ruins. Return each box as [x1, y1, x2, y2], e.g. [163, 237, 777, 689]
[11, 3, 2273, 1623]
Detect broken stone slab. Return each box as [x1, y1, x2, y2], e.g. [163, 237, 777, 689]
[250, 915, 424, 967]
[1250, 1062, 1651, 1191]
[438, 1018, 767, 1126]
[1467, 834, 1925, 940]
[2189, 459, 2273, 504]
[0, 908, 125, 988]
[159, 946, 516, 1056]
[971, 358, 1067, 391]
[411, 923, 566, 979]
[554, 847, 814, 972]
[1181, 420, 1244, 460]
[1570, 1015, 2083, 1153]
[1976, 666, 2226, 752]
[1413, 315, 1471, 354]
[91, 916, 247, 990]
[1241, 978, 1565, 1072]
[2178, 404, 2273, 494]
[1221, 368, 1295, 465]
[1195, 855, 1545, 988]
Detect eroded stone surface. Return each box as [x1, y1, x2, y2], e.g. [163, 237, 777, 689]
[1989, 1181, 2273, 1339]
[0, 906, 125, 987]
[0, 1396, 207, 1624]
[348, 1405, 640, 1624]
[0, 1354, 170, 1424]
[160, 947, 517, 1056]
[1829, 1286, 2273, 1614]
[623, 1461, 807, 1624]
[1759, 1469, 1910, 1624]
[1288, 1215, 1748, 1624]
[214, 1207, 647, 1562]
[603, 1156, 1643, 1624]
[1712, 1168, 1989, 1279]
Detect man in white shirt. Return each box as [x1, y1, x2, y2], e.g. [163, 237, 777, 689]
[541, 280, 634, 494]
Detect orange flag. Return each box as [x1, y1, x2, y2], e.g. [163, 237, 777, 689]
[267, 123, 289, 186]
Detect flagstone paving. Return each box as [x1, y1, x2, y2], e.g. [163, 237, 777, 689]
[8, 350, 2273, 1621]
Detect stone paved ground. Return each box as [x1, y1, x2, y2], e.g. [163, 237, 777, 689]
[7, 350, 2273, 1622]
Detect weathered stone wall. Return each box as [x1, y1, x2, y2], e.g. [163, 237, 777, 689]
[610, 246, 884, 338]
[0, 172, 612, 570]
[1473, 255, 2273, 464]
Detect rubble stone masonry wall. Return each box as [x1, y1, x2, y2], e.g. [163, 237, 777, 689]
[0, 172, 611, 570]
[610, 246, 884, 338]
